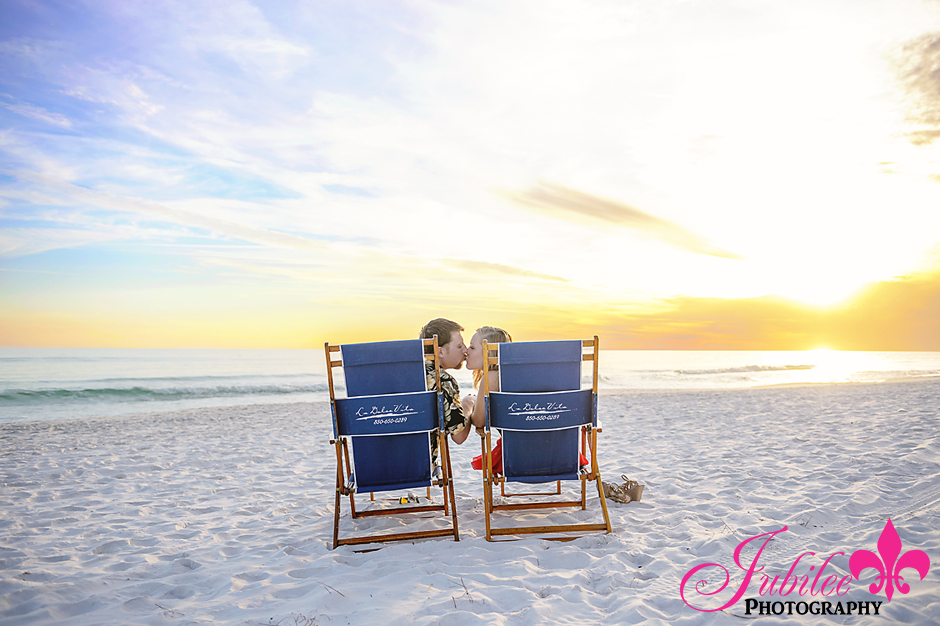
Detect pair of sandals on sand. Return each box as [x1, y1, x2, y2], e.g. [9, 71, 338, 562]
[602, 475, 645, 504]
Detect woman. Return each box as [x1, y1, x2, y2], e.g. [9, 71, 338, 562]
[465, 326, 589, 474]
[462, 326, 513, 473]
[461, 326, 513, 430]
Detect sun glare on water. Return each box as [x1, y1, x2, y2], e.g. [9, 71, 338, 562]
[802, 349, 879, 385]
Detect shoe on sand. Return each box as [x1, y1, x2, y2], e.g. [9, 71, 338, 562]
[602, 475, 644, 504]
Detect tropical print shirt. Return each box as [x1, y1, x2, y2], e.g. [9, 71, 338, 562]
[425, 360, 466, 436]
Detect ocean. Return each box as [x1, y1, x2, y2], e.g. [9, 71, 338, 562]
[2, 347, 939, 424]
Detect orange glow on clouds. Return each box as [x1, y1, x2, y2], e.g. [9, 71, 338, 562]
[3, 268, 938, 351]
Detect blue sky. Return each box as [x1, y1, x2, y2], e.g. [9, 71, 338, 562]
[2, 0, 940, 348]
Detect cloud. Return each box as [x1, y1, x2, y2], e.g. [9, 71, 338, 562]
[0, 99, 72, 127]
[5, 170, 330, 256]
[905, 129, 940, 146]
[4, 0, 940, 349]
[0, 227, 115, 258]
[586, 265, 940, 351]
[217, 36, 311, 80]
[894, 31, 940, 144]
[441, 259, 570, 283]
[501, 181, 743, 260]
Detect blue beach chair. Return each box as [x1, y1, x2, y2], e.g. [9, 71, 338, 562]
[479, 337, 611, 541]
[324, 337, 459, 549]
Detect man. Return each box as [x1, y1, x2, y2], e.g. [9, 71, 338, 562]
[420, 318, 472, 446]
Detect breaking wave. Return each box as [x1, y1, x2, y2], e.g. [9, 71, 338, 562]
[675, 364, 815, 376]
[0, 382, 331, 406]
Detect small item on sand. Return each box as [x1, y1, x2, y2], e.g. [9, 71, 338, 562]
[603, 475, 645, 504]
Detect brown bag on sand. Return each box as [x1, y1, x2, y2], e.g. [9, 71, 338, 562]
[603, 475, 645, 503]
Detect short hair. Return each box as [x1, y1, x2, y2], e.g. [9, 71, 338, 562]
[419, 318, 464, 351]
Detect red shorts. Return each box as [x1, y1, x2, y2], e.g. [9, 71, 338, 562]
[471, 439, 589, 475]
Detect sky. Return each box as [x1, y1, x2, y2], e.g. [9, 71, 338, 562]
[2, 0, 940, 350]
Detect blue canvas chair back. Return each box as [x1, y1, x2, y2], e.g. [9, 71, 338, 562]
[490, 340, 594, 483]
[332, 340, 437, 493]
[341, 340, 428, 397]
[498, 340, 582, 392]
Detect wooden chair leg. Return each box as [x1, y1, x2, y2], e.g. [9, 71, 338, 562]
[580, 430, 588, 508]
[342, 437, 353, 477]
[333, 440, 345, 549]
[444, 438, 460, 540]
[591, 429, 612, 533]
[333, 487, 341, 549]
[595, 469, 612, 533]
[340, 438, 358, 517]
[483, 432, 493, 541]
[440, 435, 449, 517]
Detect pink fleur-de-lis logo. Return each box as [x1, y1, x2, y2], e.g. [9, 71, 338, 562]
[849, 519, 930, 601]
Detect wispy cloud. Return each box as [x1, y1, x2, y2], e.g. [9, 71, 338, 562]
[894, 31, 940, 145]
[1, 98, 71, 127]
[0, 226, 114, 258]
[4, 171, 330, 255]
[441, 259, 570, 283]
[501, 182, 743, 260]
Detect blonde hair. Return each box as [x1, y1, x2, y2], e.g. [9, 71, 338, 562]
[472, 326, 513, 389]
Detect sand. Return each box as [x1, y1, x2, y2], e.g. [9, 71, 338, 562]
[1, 381, 938, 625]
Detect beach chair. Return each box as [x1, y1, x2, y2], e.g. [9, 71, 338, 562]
[324, 337, 459, 549]
[478, 337, 612, 541]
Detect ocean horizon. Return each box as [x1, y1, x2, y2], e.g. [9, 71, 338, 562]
[2, 347, 939, 424]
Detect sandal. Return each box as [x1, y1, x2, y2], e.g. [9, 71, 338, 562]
[602, 475, 645, 503]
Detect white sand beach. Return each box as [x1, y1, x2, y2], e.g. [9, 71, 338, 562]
[1, 381, 938, 625]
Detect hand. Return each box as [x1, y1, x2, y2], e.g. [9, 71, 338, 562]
[461, 393, 476, 416]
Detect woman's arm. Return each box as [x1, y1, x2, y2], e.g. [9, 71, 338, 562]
[467, 371, 498, 428]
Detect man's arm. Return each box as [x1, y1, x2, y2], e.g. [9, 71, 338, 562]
[434, 369, 471, 445]
[450, 419, 471, 445]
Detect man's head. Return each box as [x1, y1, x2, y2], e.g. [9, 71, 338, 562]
[419, 318, 467, 370]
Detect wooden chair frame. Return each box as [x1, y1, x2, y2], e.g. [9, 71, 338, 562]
[479, 336, 612, 541]
[325, 336, 460, 549]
